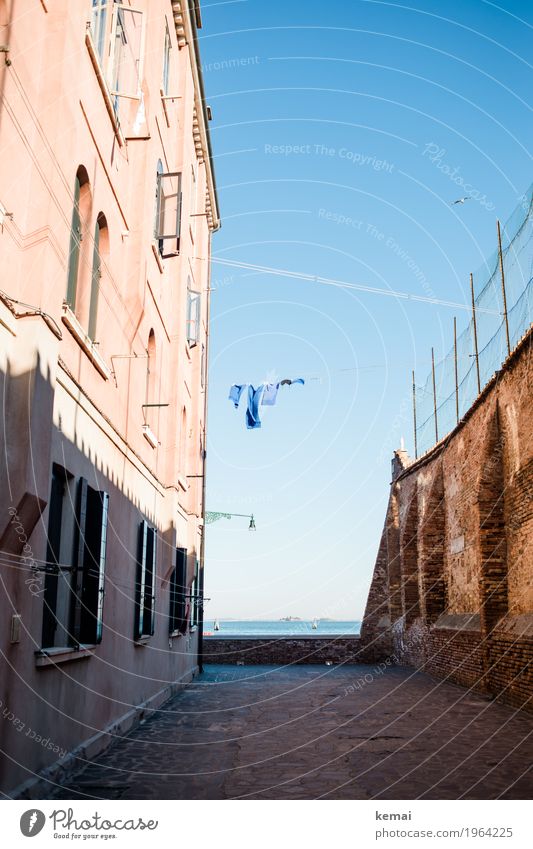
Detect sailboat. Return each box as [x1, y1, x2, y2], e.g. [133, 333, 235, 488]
[214, 618, 220, 631]
[312, 618, 318, 630]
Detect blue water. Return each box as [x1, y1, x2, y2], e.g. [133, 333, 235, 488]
[204, 620, 361, 637]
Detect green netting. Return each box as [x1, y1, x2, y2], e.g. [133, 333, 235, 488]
[414, 183, 533, 457]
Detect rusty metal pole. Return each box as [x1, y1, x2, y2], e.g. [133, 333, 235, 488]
[431, 347, 438, 444]
[454, 316, 459, 424]
[497, 219, 511, 356]
[412, 370, 418, 460]
[470, 273, 481, 394]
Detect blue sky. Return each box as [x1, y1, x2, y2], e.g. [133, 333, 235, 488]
[199, 0, 532, 620]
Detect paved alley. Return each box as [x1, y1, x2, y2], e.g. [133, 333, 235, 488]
[43, 665, 532, 800]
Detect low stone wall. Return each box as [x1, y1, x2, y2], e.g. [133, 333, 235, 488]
[204, 636, 366, 665]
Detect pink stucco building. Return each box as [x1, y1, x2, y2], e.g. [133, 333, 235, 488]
[0, 0, 219, 796]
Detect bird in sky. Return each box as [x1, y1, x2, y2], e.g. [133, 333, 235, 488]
[451, 196, 472, 205]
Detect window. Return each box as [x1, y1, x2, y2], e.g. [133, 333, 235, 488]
[169, 548, 188, 634]
[134, 520, 157, 639]
[42, 470, 109, 649]
[162, 21, 171, 95]
[186, 283, 201, 347]
[65, 167, 91, 311]
[91, 0, 108, 62]
[88, 1, 145, 121]
[189, 559, 199, 629]
[88, 213, 108, 341]
[154, 165, 182, 257]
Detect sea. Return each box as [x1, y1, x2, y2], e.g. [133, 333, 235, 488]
[204, 619, 361, 637]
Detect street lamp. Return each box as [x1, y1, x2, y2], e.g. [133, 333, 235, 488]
[205, 511, 256, 531]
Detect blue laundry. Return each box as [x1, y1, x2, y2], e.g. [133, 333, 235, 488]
[229, 379, 304, 429]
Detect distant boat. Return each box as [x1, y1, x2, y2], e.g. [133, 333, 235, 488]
[312, 618, 318, 630]
[214, 619, 220, 631]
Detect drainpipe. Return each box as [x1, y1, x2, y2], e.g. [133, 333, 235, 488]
[197, 232, 213, 674]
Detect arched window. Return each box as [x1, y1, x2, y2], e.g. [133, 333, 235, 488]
[66, 166, 91, 311]
[88, 213, 108, 340]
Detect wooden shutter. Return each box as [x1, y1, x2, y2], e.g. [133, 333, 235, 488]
[71, 477, 88, 645]
[144, 527, 157, 636]
[176, 547, 187, 634]
[66, 175, 81, 308]
[134, 520, 148, 639]
[41, 467, 66, 647]
[79, 488, 109, 644]
[88, 219, 101, 341]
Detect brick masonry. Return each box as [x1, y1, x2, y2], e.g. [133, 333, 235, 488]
[360, 327, 533, 712]
[204, 636, 366, 665]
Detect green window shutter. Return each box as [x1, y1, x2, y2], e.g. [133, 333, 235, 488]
[71, 477, 88, 646]
[134, 520, 148, 639]
[79, 488, 109, 644]
[88, 218, 101, 341]
[145, 527, 157, 636]
[66, 176, 81, 309]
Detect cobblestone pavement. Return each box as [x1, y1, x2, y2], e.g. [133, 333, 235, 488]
[43, 665, 532, 800]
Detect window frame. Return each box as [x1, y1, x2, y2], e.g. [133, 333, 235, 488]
[41, 471, 109, 650]
[169, 547, 188, 635]
[154, 169, 182, 258]
[134, 520, 157, 639]
[186, 286, 201, 347]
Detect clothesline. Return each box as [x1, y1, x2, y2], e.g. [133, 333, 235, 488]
[209, 256, 501, 316]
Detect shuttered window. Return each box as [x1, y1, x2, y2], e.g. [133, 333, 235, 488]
[189, 559, 199, 628]
[169, 547, 188, 634]
[71, 478, 110, 645]
[42, 471, 109, 649]
[134, 520, 157, 639]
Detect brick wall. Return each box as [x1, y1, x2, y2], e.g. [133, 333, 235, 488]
[204, 636, 366, 665]
[360, 328, 533, 713]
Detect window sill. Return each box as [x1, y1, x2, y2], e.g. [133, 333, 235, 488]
[35, 645, 95, 667]
[85, 30, 125, 148]
[62, 304, 112, 380]
[134, 636, 152, 646]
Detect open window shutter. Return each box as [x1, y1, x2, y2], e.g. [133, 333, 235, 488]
[156, 172, 182, 257]
[42, 467, 66, 647]
[71, 477, 88, 645]
[145, 527, 157, 636]
[176, 547, 188, 634]
[80, 489, 109, 644]
[109, 3, 146, 99]
[134, 520, 148, 639]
